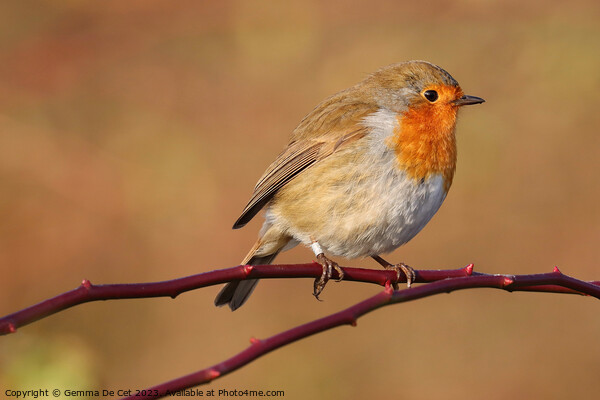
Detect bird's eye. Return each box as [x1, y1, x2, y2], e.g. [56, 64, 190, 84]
[423, 90, 439, 103]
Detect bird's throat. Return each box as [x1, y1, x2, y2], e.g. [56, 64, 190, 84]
[392, 104, 458, 192]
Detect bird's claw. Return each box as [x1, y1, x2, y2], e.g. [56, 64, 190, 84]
[313, 253, 344, 300]
[372, 255, 415, 290]
[385, 263, 416, 290]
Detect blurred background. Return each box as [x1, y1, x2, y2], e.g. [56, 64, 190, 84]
[1, 1, 599, 399]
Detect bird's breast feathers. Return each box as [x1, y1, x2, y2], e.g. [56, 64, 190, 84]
[267, 107, 454, 258]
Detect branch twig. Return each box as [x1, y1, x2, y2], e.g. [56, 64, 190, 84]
[1, 263, 475, 335]
[118, 266, 600, 400]
[2, 264, 599, 400]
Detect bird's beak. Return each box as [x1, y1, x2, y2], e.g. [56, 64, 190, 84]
[453, 95, 485, 106]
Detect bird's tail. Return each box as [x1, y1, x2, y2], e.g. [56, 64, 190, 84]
[214, 240, 281, 311]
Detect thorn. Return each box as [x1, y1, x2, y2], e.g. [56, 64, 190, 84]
[8, 322, 16, 333]
[384, 281, 394, 294]
[243, 265, 254, 276]
[249, 337, 260, 345]
[502, 276, 515, 286]
[208, 369, 221, 379]
[553, 266, 562, 274]
[81, 279, 92, 289]
[464, 264, 474, 275]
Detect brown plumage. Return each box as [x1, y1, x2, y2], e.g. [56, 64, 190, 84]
[216, 61, 484, 310]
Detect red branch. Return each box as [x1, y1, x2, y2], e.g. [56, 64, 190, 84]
[0, 263, 473, 335]
[120, 266, 600, 400]
[1, 264, 599, 400]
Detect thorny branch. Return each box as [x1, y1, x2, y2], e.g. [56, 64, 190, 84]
[1, 264, 599, 399]
[0, 263, 472, 335]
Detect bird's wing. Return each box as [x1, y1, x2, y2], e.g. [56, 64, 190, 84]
[233, 102, 378, 228]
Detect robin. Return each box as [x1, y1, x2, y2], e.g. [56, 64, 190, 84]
[215, 60, 484, 311]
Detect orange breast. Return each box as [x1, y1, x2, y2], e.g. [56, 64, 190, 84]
[391, 88, 460, 193]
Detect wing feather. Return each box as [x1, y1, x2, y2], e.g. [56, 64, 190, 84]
[233, 102, 378, 228]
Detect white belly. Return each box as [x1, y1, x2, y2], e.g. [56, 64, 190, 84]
[309, 169, 447, 258]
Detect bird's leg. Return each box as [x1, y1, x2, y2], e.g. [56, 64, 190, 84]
[311, 241, 344, 300]
[372, 255, 415, 289]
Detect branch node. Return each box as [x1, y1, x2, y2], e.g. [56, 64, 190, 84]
[349, 318, 358, 327]
[464, 264, 474, 275]
[81, 279, 92, 290]
[208, 369, 221, 379]
[553, 266, 562, 274]
[243, 264, 254, 276]
[8, 322, 16, 333]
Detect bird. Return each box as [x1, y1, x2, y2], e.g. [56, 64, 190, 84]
[215, 60, 484, 311]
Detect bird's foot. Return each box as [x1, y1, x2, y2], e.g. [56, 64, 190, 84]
[313, 253, 344, 300]
[372, 256, 416, 289]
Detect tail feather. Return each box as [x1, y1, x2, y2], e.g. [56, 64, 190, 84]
[214, 252, 279, 311]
